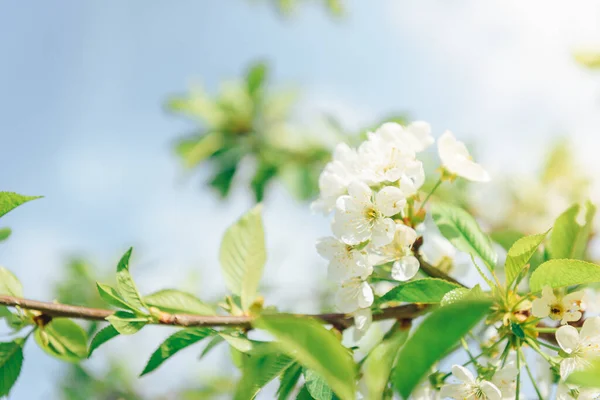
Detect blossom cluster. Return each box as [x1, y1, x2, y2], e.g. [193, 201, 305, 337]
[313, 121, 489, 335]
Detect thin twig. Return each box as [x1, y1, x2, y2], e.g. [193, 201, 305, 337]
[0, 295, 429, 330]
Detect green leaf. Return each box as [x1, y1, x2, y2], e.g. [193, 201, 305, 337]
[550, 202, 596, 260]
[247, 62, 268, 96]
[392, 300, 491, 398]
[0, 341, 23, 397]
[0, 192, 42, 219]
[278, 363, 303, 400]
[490, 230, 524, 251]
[0, 228, 11, 242]
[529, 259, 600, 292]
[115, 248, 145, 310]
[504, 231, 548, 286]
[440, 285, 485, 306]
[568, 359, 600, 387]
[377, 279, 460, 305]
[34, 319, 88, 362]
[199, 335, 225, 359]
[106, 311, 148, 335]
[304, 369, 333, 400]
[96, 283, 135, 311]
[220, 332, 256, 353]
[175, 132, 224, 168]
[88, 325, 120, 357]
[143, 289, 214, 315]
[234, 351, 294, 400]
[251, 160, 278, 202]
[431, 202, 497, 270]
[210, 162, 239, 198]
[254, 314, 355, 400]
[220, 205, 266, 310]
[0, 267, 23, 297]
[141, 328, 215, 376]
[510, 322, 525, 339]
[363, 327, 409, 400]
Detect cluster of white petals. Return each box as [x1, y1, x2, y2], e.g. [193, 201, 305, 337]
[314, 121, 435, 331]
[440, 364, 518, 400]
[314, 121, 489, 337]
[556, 316, 600, 379]
[532, 286, 584, 325]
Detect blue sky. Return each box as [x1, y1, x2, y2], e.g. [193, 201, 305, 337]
[2, 1, 600, 398]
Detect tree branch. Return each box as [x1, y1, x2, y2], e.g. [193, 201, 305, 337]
[0, 295, 429, 330]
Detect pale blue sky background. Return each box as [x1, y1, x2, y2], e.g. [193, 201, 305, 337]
[2, 1, 600, 398]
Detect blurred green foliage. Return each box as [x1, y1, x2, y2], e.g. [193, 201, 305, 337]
[169, 62, 332, 202]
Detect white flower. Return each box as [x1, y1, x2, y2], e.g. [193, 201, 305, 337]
[440, 365, 501, 400]
[557, 382, 600, 400]
[438, 130, 490, 182]
[370, 224, 421, 281]
[491, 364, 519, 400]
[376, 121, 435, 153]
[332, 181, 405, 247]
[335, 278, 374, 314]
[532, 286, 584, 325]
[312, 143, 360, 214]
[316, 237, 372, 283]
[556, 316, 600, 379]
[352, 308, 372, 341]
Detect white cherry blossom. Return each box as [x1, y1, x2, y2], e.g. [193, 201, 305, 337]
[411, 381, 441, 400]
[332, 181, 404, 247]
[312, 143, 360, 214]
[440, 365, 502, 400]
[532, 286, 584, 325]
[491, 364, 519, 400]
[335, 278, 374, 314]
[556, 316, 600, 379]
[438, 130, 490, 182]
[370, 224, 421, 281]
[556, 382, 600, 400]
[316, 237, 372, 283]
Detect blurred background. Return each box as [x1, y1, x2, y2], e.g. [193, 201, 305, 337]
[2, 1, 600, 398]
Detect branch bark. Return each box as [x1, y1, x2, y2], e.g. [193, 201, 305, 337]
[0, 295, 429, 330]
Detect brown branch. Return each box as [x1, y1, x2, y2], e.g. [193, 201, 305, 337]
[413, 237, 466, 288]
[0, 295, 429, 330]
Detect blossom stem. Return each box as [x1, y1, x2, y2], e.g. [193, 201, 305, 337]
[519, 348, 543, 400]
[515, 345, 521, 400]
[533, 327, 558, 333]
[536, 340, 561, 353]
[525, 338, 554, 363]
[418, 177, 443, 212]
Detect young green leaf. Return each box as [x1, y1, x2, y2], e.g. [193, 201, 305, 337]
[504, 231, 548, 286]
[567, 359, 600, 387]
[304, 369, 333, 400]
[0, 341, 23, 397]
[377, 279, 460, 305]
[0, 192, 42, 219]
[254, 314, 355, 400]
[490, 230, 524, 251]
[246, 62, 268, 96]
[362, 327, 409, 400]
[88, 325, 120, 357]
[550, 202, 596, 260]
[431, 203, 497, 270]
[440, 285, 485, 306]
[234, 351, 294, 400]
[176, 132, 224, 168]
[0, 267, 23, 297]
[199, 335, 225, 360]
[277, 363, 302, 400]
[106, 311, 149, 335]
[0, 227, 11, 242]
[220, 332, 256, 353]
[96, 283, 136, 311]
[143, 289, 214, 315]
[34, 319, 88, 362]
[141, 328, 215, 376]
[529, 259, 600, 292]
[220, 205, 266, 310]
[392, 300, 491, 399]
[115, 248, 145, 310]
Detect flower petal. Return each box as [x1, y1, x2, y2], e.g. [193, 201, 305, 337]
[479, 381, 502, 400]
[352, 308, 372, 342]
[375, 186, 406, 217]
[391, 256, 420, 281]
[347, 180, 372, 206]
[451, 365, 475, 384]
[315, 236, 344, 261]
[531, 298, 551, 318]
[371, 218, 396, 247]
[440, 383, 471, 399]
[556, 325, 580, 354]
